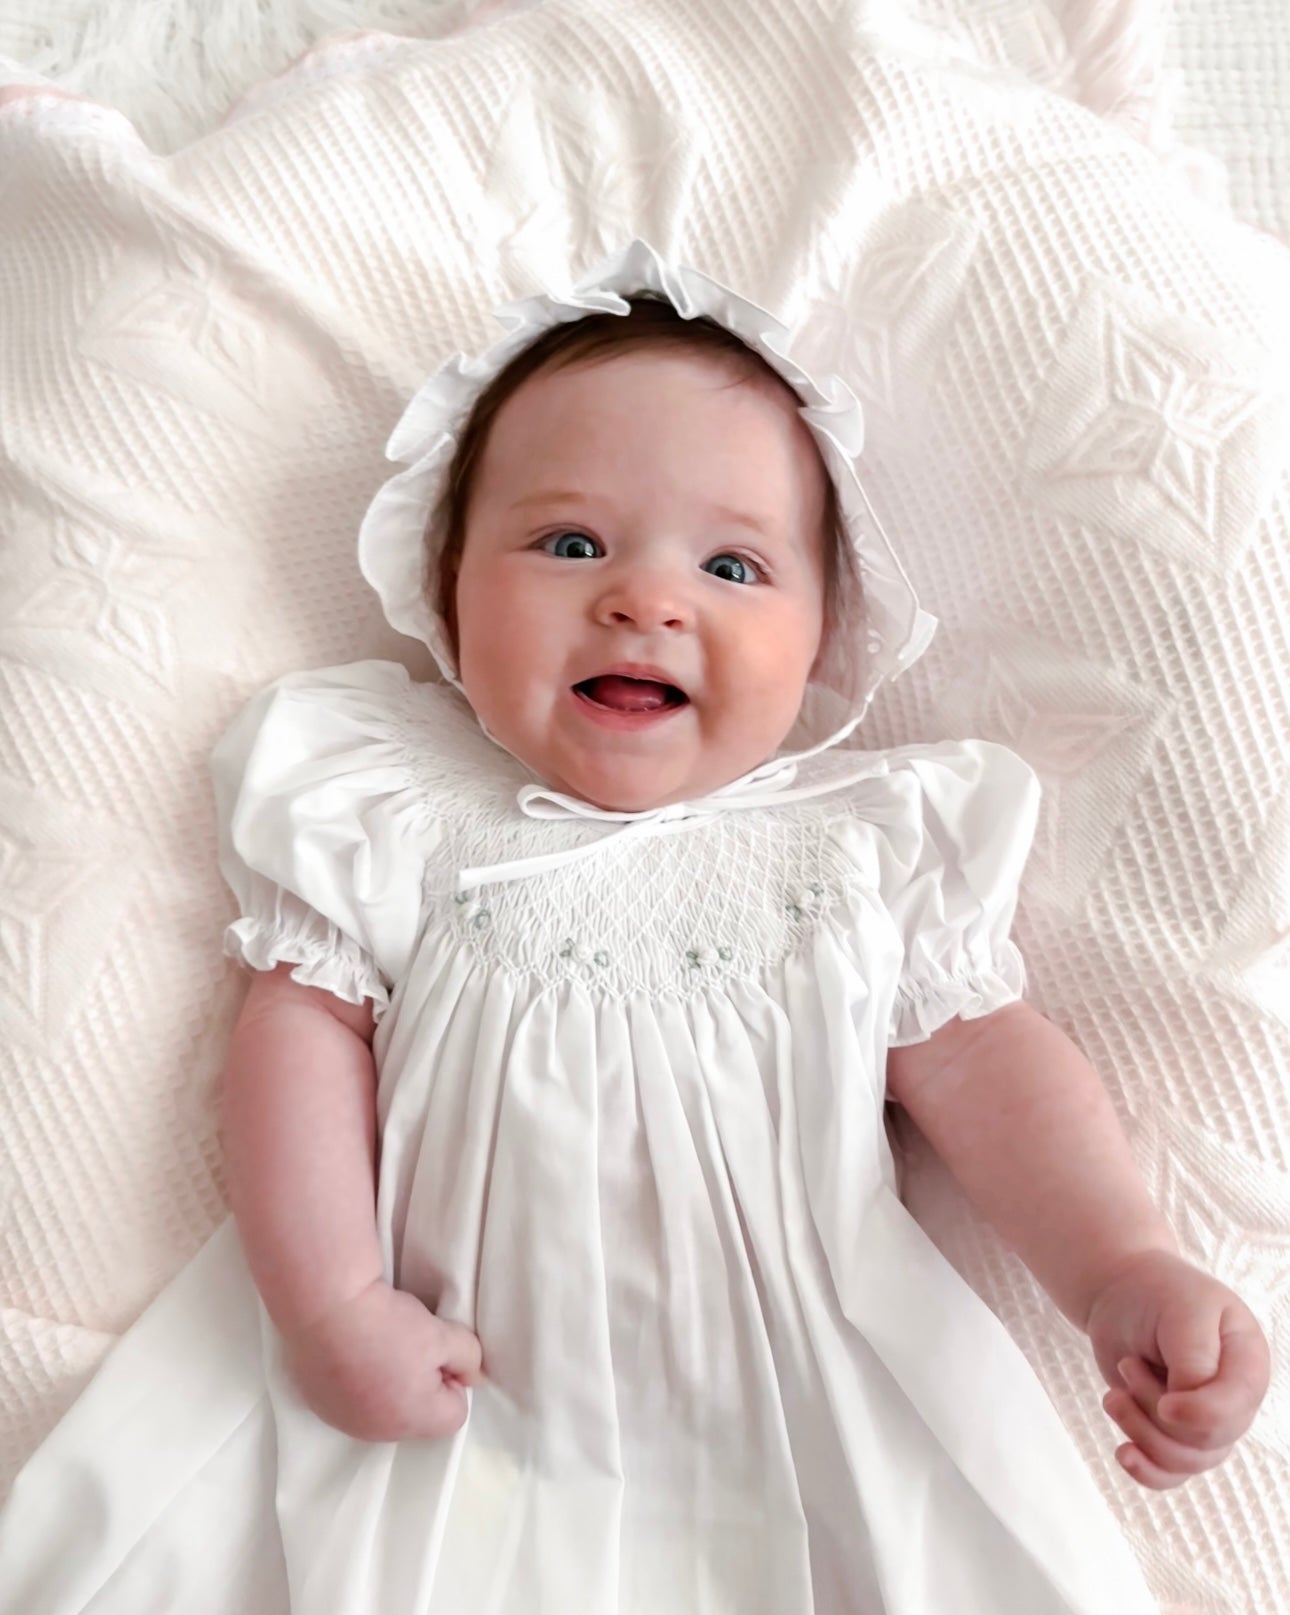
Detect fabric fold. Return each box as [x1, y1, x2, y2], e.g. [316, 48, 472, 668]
[0, 1221, 281, 1615]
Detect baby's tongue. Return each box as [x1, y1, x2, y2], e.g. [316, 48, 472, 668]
[581, 675, 672, 712]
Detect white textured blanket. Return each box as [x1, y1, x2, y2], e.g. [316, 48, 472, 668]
[0, 1, 1287, 1611]
[1166, 0, 1290, 240]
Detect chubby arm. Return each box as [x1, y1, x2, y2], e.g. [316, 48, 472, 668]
[221, 962, 383, 1338]
[221, 964, 481, 1440]
[885, 1000, 1175, 1330]
[887, 1001, 1270, 1489]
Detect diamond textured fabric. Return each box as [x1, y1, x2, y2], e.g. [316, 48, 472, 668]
[0, 2, 1287, 1611]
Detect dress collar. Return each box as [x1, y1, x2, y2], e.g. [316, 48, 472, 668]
[457, 721, 888, 891]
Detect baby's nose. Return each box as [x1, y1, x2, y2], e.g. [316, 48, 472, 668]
[594, 570, 695, 632]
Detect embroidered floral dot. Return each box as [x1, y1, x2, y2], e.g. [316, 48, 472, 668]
[560, 939, 593, 965]
[593, 950, 610, 968]
[687, 945, 720, 968]
[453, 892, 471, 906]
[717, 946, 733, 962]
[787, 883, 826, 921]
[471, 909, 491, 929]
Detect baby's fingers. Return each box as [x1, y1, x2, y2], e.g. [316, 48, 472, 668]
[434, 1317, 485, 1387]
[408, 1375, 470, 1441]
[1104, 1389, 1232, 1488]
[1158, 1321, 1271, 1446]
[1120, 1315, 1269, 1451]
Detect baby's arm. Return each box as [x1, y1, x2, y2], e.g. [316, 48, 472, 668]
[887, 1002, 1173, 1325]
[887, 1002, 1270, 1488]
[221, 964, 482, 1440]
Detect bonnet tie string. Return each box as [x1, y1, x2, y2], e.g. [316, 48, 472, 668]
[455, 751, 888, 892]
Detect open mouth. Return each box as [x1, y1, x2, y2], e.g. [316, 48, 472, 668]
[572, 674, 689, 714]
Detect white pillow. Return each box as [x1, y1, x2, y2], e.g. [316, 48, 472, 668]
[1, 4, 1287, 1611]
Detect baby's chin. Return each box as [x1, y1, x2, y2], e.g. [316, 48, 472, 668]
[534, 748, 779, 813]
[478, 698, 805, 811]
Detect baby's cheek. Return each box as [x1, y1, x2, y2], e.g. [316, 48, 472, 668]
[746, 618, 818, 705]
[712, 661, 812, 765]
[458, 574, 546, 697]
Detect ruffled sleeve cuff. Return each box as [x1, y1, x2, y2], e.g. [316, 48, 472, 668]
[223, 897, 391, 1019]
[888, 939, 1026, 1047]
[211, 661, 438, 1020]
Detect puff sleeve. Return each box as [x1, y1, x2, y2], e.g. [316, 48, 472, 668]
[210, 661, 434, 1020]
[841, 740, 1041, 1047]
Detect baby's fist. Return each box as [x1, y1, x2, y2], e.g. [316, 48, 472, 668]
[284, 1279, 483, 1443]
[1085, 1249, 1270, 1490]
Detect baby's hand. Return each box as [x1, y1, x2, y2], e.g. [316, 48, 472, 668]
[1084, 1250, 1270, 1490]
[283, 1279, 483, 1443]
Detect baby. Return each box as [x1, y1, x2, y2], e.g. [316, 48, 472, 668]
[208, 243, 1266, 1613]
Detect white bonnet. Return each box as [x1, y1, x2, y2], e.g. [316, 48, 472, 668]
[357, 238, 937, 746]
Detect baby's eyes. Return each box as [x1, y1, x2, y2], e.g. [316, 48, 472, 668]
[702, 553, 760, 585]
[538, 532, 763, 585]
[542, 530, 603, 560]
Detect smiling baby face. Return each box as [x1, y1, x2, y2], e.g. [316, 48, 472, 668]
[446, 336, 835, 813]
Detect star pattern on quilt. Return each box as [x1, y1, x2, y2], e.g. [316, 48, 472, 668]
[796, 244, 928, 414]
[16, 525, 186, 685]
[938, 641, 1164, 909]
[480, 83, 687, 286]
[974, 654, 1139, 774]
[485, 185, 571, 292]
[1051, 315, 1259, 534]
[79, 240, 317, 433]
[142, 242, 260, 373]
[575, 138, 687, 263]
[85, 241, 254, 380]
[792, 201, 978, 422]
[1024, 281, 1281, 576]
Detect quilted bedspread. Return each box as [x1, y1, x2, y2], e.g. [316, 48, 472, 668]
[1166, 0, 1290, 241]
[1, 2, 1287, 1611]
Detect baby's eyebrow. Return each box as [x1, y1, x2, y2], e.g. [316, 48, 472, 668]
[509, 488, 776, 538]
[510, 487, 590, 513]
[703, 503, 774, 538]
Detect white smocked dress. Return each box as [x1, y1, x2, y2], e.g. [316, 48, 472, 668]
[5, 653, 1163, 1615]
[0, 659, 1161, 1614]
[0, 239, 1161, 1614]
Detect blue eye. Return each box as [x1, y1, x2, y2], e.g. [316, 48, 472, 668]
[543, 531, 602, 560]
[703, 553, 758, 585]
